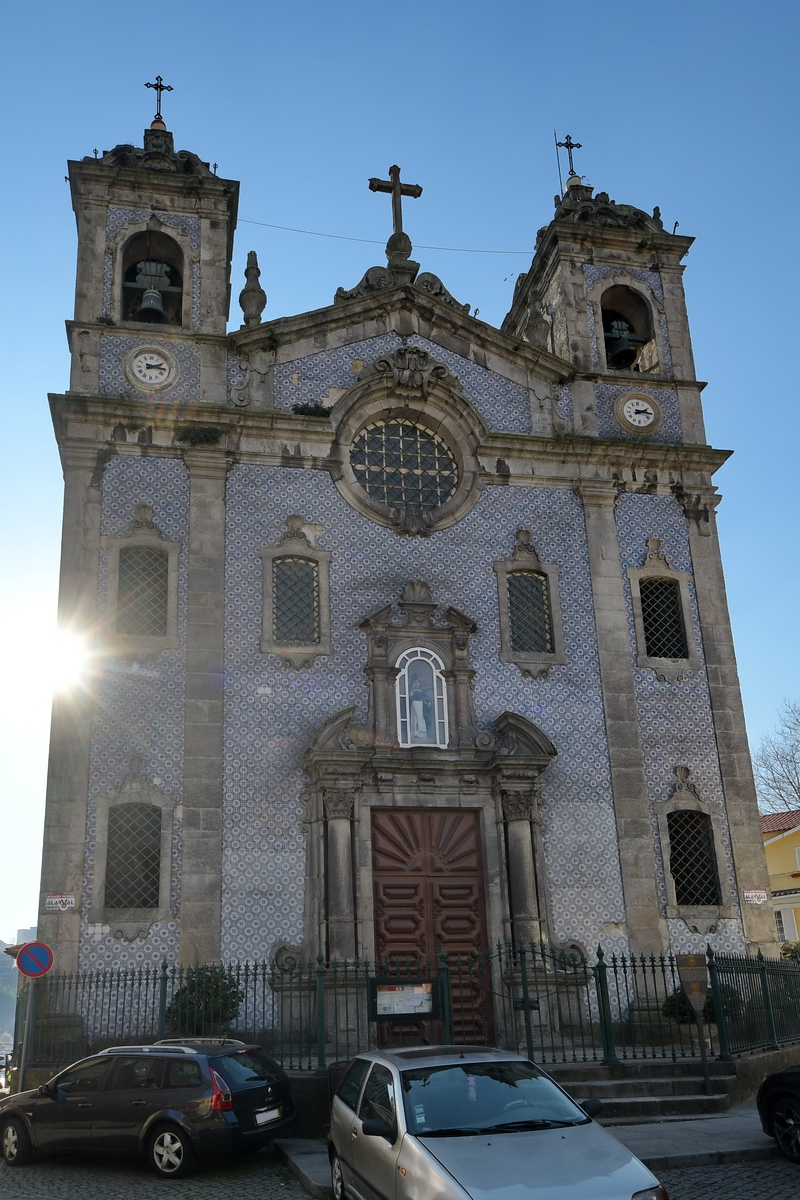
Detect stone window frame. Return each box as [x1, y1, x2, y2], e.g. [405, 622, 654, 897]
[656, 769, 735, 933]
[493, 530, 567, 680]
[626, 538, 700, 683]
[259, 516, 332, 668]
[89, 767, 175, 942]
[106, 216, 197, 330]
[102, 507, 181, 657]
[588, 274, 669, 377]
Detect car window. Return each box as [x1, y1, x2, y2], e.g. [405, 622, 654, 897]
[54, 1057, 110, 1094]
[166, 1059, 203, 1088]
[400, 1060, 585, 1134]
[359, 1064, 396, 1127]
[209, 1048, 284, 1087]
[337, 1058, 371, 1112]
[109, 1056, 164, 1090]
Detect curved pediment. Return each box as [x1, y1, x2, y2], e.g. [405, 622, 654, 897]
[493, 711, 557, 760]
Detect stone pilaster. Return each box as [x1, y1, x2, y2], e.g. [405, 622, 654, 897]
[179, 449, 228, 965]
[577, 481, 663, 956]
[502, 788, 543, 946]
[678, 491, 777, 953]
[38, 447, 102, 973]
[324, 790, 357, 960]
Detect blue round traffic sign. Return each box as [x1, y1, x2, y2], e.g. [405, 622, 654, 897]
[17, 942, 54, 978]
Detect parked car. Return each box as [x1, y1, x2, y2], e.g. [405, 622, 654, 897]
[329, 1046, 667, 1200]
[756, 1065, 800, 1162]
[0, 1038, 295, 1178]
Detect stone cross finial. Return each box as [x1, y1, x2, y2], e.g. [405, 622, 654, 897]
[369, 165, 422, 263]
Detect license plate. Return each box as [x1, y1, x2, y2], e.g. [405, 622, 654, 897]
[255, 1107, 282, 1125]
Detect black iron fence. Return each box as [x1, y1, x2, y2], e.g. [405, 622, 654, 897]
[13, 944, 800, 1077]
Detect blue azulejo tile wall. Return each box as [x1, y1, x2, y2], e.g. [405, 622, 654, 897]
[616, 492, 745, 954]
[80, 456, 190, 969]
[223, 467, 628, 962]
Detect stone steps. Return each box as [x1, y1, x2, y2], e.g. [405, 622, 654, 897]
[542, 1055, 736, 1122]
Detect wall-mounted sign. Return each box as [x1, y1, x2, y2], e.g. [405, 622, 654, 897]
[743, 890, 769, 905]
[675, 954, 708, 1017]
[369, 979, 439, 1022]
[46, 894, 76, 912]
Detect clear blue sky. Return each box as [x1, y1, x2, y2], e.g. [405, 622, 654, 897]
[1, 0, 798, 942]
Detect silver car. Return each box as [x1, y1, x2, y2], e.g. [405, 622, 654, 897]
[328, 1047, 667, 1200]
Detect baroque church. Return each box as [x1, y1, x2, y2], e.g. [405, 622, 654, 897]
[38, 106, 776, 976]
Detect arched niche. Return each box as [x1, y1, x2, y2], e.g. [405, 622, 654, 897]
[121, 229, 184, 325]
[600, 283, 658, 373]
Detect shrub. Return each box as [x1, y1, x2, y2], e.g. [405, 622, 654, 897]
[164, 965, 244, 1037]
[780, 940, 800, 963]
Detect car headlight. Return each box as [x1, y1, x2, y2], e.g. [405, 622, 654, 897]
[632, 1188, 669, 1200]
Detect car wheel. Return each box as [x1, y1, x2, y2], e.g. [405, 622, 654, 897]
[772, 1098, 800, 1162]
[147, 1124, 196, 1178]
[331, 1152, 347, 1200]
[2, 1118, 33, 1167]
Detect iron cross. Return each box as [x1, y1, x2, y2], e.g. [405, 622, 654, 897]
[368, 166, 423, 236]
[145, 76, 174, 122]
[556, 134, 582, 176]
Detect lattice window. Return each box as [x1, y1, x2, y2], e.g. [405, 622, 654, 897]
[105, 803, 161, 909]
[667, 810, 721, 906]
[640, 577, 687, 658]
[273, 557, 320, 645]
[350, 420, 458, 510]
[117, 547, 169, 637]
[508, 571, 553, 653]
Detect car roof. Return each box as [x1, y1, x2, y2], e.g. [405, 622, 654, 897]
[98, 1040, 253, 1057]
[354, 1046, 528, 1069]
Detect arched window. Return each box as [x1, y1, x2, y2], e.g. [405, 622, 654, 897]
[600, 285, 656, 373]
[666, 810, 721, 906]
[640, 577, 688, 659]
[117, 546, 169, 637]
[395, 647, 449, 748]
[122, 231, 184, 325]
[105, 803, 162, 909]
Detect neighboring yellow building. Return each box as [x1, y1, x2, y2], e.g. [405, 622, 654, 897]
[762, 810, 800, 942]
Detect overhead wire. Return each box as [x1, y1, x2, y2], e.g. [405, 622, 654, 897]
[238, 217, 531, 256]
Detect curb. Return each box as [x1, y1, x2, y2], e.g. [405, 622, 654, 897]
[275, 1140, 333, 1199]
[639, 1145, 780, 1172]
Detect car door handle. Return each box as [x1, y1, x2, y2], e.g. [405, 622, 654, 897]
[132, 1099, 148, 1106]
[78, 1103, 92, 1108]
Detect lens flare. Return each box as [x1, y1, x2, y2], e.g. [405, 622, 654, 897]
[49, 630, 90, 693]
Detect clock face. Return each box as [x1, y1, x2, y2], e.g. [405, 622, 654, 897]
[124, 345, 178, 392]
[613, 392, 663, 435]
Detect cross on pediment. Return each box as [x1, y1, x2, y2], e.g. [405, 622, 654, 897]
[368, 165, 422, 238]
[145, 76, 174, 123]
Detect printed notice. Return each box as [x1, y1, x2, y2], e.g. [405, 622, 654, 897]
[45, 894, 76, 912]
[743, 890, 768, 905]
[375, 982, 433, 1017]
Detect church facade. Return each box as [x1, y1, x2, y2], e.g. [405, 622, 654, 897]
[38, 114, 776, 975]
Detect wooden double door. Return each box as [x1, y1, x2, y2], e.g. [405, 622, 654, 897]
[371, 808, 491, 1044]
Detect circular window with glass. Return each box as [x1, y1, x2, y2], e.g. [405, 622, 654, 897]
[350, 420, 458, 512]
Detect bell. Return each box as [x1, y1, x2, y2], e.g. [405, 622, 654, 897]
[132, 288, 168, 324]
[608, 337, 638, 370]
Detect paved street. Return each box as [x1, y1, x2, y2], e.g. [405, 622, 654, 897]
[1, 1150, 800, 1200]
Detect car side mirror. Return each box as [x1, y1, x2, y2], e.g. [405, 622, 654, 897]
[580, 1098, 602, 1118]
[38, 1084, 52, 1096]
[361, 1118, 393, 1138]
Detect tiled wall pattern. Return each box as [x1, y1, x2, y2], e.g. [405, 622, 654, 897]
[99, 335, 200, 403]
[595, 382, 682, 444]
[223, 469, 629, 963]
[615, 491, 745, 954]
[271, 333, 533, 433]
[79, 455, 190, 969]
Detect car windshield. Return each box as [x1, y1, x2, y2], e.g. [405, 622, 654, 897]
[209, 1048, 284, 1087]
[400, 1060, 586, 1135]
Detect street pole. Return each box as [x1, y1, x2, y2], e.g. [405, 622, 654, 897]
[17, 977, 38, 1093]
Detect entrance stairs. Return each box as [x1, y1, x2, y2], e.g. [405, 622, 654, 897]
[546, 1058, 737, 1124]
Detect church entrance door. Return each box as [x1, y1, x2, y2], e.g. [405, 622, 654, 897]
[371, 808, 491, 1045]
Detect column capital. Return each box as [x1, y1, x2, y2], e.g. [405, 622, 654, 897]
[502, 789, 538, 822]
[182, 447, 231, 480]
[324, 789, 355, 821]
[575, 480, 618, 508]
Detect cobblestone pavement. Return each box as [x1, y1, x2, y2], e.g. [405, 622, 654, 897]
[2, 1152, 800, 1200]
[658, 1159, 800, 1199]
[0, 1145, 307, 1199]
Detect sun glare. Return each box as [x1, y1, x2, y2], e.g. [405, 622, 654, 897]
[49, 630, 90, 693]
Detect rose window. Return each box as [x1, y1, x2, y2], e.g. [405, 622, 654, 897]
[350, 420, 458, 510]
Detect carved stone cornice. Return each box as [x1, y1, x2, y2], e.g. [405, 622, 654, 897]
[672, 485, 721, 537]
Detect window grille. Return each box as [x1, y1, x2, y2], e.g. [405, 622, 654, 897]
[350, 420, 458, 510]
[639, 577, 688, 658]
[105, 803, 161, 909]
[273, 557, 320, 645]
[508, 571, 553, 653]
[117, 547, 169, 637]
[667, 810, 721, 906]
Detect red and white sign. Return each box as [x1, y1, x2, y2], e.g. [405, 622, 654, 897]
[743, 890, 769, 905]
[46, 894, 76, 912]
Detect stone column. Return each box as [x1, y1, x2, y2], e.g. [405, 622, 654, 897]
[324, 790, 356, 960]
[577, 482, 663, 956]
[37, 447, 102, 974]
[502, 789, 544, 946]
[679, 493, 777, 953]
[179, 449, 228, 965]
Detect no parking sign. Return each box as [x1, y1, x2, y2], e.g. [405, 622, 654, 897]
[16, 941, 54, 978]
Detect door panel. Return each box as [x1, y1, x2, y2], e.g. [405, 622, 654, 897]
[372, 809, 490, 1045]
[33, 1057, 111, 1152]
